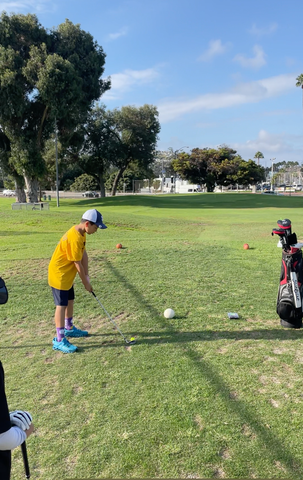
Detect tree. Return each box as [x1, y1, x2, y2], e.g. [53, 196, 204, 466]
[296, 74, 303, 101]
[0, 129, 26, 201]
[296, 75, 303, 164]
[172, 148, 210, 188]
[231, 159, 265, 186]
[206, 145, 242, 189]
[78, 105, 117, 197]
[70, 173, 98, 192]
[110, 105, 160, 196]
[254, 151, 264, 165]
[172, 146, 240, 191]
[0, 13, 110, 202]
[172, 146, 265, 191]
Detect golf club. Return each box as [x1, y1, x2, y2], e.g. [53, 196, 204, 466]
[21, 441, 30, 479]
[91, 291, 136, 345]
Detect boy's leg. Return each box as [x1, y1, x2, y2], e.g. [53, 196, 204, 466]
[64, 285, 88, 337]
[65, 299, 74, 319]
[55, 305, 66, 341]
[65, 299, 74, 329]
[51, 287, 77, 353]
[65, 298, 89, 336]
[64, 296, 89, 338]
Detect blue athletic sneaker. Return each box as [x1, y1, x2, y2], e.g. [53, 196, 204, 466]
[64, 326, 88, 337]
[52, 337, 78, 353]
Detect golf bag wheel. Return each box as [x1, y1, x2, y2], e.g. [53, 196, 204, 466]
[281, 318, 302, 329]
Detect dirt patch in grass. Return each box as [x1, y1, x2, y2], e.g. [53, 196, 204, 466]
[44, 357, 54, 364]
[4, 258, 49, 280]
[193, 414, 204, 430]
[242, 423, 256, 439]
[73, 385, 83, 394]
[213, 467, 226, 478]
[229, 391, 238, 400]
[273, 347, 289, 355]
[217, 346, 229, 354]
[219, 447, 231, 459]
[274, 460, 287, 472]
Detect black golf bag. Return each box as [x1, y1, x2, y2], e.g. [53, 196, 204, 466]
[0, 277, 8, 305]
[272, 219, 303, 328]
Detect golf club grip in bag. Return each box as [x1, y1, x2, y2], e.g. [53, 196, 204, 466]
[21, 441, 30, 479]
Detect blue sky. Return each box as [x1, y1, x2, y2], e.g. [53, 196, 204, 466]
[1, 0, 303, 167]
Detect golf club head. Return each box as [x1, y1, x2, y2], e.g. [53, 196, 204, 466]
[127, 339, 136, 345]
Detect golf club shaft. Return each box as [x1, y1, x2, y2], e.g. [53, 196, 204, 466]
[21, 441, 30, 479]
[91, 291, 129, 343]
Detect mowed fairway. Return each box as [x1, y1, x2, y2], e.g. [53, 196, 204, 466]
[2, 192, 303, 479]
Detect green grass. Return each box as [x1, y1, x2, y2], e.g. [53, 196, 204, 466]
[2, 192, 303, 479]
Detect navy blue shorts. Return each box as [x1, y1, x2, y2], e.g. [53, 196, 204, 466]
[51, 286, 75, 306]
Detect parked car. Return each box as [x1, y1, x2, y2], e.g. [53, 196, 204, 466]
[262, 190, 280, 195]
[82, 191, 99, 198]
[293, 184, 303, 191]
[3, 189, 16, 196]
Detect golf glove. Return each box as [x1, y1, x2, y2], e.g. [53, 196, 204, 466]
[10, 410, 32, 430]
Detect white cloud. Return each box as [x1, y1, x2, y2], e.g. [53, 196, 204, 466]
[186, 129, 302, 164]
[235, 130, 287, 154]
[249, 22, 278, 37]
[158, 73, 296, 123]
[234, 45, 266, 69]
[198, 39, 231, 61]
[103, 67, 160, 100]
[107, 27, 128, 41]
[0, 0, 54, 13]
[231, 129, 303, 163]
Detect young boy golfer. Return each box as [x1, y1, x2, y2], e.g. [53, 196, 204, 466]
[48, 209, 107, 353]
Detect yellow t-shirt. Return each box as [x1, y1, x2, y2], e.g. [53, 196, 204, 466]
[48, 226, 86, 290]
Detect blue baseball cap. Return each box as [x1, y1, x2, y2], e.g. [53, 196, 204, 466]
[82, 209, 107, 229]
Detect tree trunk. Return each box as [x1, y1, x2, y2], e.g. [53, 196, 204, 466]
[111, 168, 125, 196]
[13, 174, 26, 203]
[99, 174, 106, 197]
[24, 174, 39, 203]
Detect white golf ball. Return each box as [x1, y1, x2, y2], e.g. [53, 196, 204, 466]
[164, 308, 175, 319]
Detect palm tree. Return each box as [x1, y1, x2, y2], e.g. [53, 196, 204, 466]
[296, 74, 303, 89]
[296, 74, 303, 122]
[254, 151, 264, 166]
[296, 75, 303, 164]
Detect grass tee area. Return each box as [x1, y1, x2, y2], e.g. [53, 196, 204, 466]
[2, 192, 303, 479]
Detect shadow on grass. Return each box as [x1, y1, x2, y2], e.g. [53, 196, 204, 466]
[1, 332, 302, 474]
[96, 258, 303, 478]
[88, 328, 303, 343]
[1, 327, 301, 350]
[65, 193, 303, 210]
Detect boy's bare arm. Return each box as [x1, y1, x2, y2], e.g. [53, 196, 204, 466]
[82, 250, 89, 275]
[74, 260, 92, 292]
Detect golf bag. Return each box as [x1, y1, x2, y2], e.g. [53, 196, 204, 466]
[0, 277, 8, 305]
[272, 219, 303, 328]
